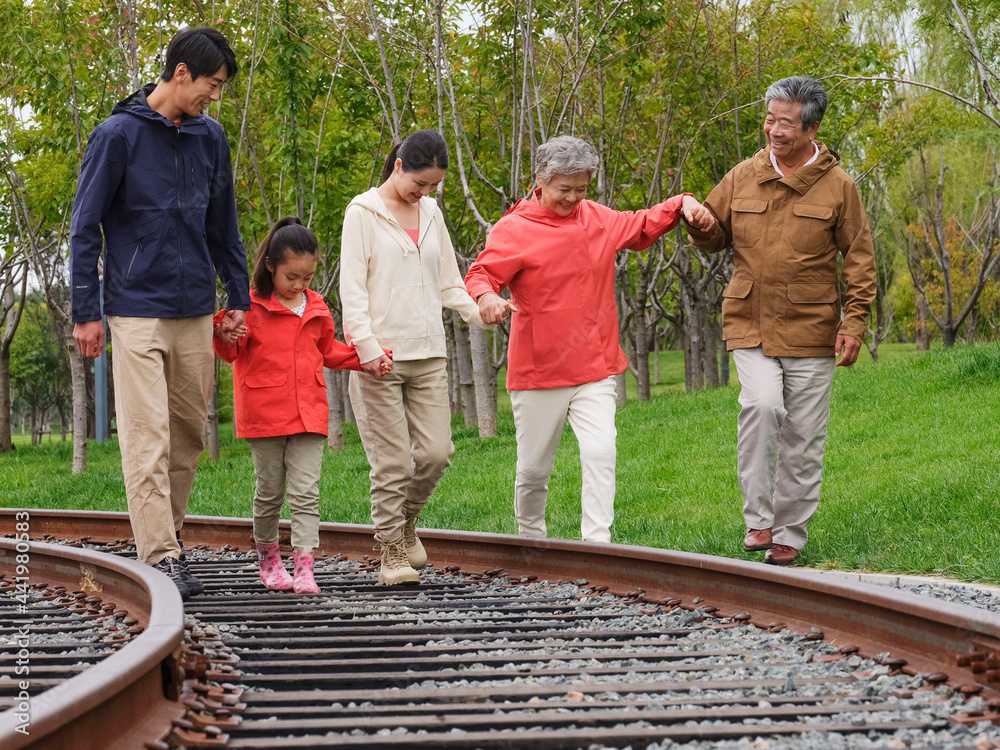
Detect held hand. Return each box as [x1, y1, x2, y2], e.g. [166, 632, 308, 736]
[214, 310, 247, 344]
[221, 309, 247, 335]
[361, 353, 393, 379]
[681, 195, 715, 231]
[379, 349, 394, 377]
[836, 334, 861, 367]
[73, 320, 105, 359]
[478, 292, 518, 325]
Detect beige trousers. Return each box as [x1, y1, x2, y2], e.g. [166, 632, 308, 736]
[509, 377, 618, 543]
[733, 347, 836, 550]
[349, 358, 453, 544]
[108, 315, 213, 565]
[248, 433, 325, 552]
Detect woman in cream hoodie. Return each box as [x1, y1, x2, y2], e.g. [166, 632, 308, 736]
[340, 130, 491, 585]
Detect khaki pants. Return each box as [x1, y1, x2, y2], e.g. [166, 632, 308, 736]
[733, 347, 836, 550]
[509, 377, 618, 543]
[108, 315, 213, 565]
[349, 358, 453, 544]
[248, 433, 325, 552]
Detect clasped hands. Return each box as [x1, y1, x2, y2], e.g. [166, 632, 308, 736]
[681, 195, 715, 231]
[360, 349, 394, 379]
[213, 310, 247, 344]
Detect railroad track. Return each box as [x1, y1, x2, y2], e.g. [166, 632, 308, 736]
[3, 508, 1000, 749]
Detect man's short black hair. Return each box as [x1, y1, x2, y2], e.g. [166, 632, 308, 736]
[161, 27, 237, 82]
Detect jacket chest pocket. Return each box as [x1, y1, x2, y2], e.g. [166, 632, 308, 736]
[731, 199, 768, 249]
[787, 203, 834, 252]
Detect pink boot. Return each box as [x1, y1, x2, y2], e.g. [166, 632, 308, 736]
[256, 542, 293, 591]
[293, 550, 321, 594]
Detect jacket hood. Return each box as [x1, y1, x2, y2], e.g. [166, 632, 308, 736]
[347, 187, 436, 257]
[502, 188, 582, 227]
[111, 83, 209, 130]
[755, 141, 842, 194]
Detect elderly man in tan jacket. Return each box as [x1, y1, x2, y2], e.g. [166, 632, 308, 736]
[687, 76, 876, 566]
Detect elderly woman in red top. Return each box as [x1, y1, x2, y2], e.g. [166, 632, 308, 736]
[465, 136, 714, 543]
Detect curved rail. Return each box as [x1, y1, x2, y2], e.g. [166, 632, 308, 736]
[0, 533, 186, 750]
[4, 508, 1000, 747]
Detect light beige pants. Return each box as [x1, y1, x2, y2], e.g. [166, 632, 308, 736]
[248, 432, 324, 552]
[108, 315, 213, 565]
[349, 358, 453, 544]
[733, 347, 836, 550]
[509, 377, 617, 543]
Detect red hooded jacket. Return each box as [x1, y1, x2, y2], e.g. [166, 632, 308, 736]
[465, 190, 686, 390]
[214, 289, 361, 439]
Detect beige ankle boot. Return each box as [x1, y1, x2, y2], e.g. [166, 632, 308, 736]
[402, 516, 427, 569]
[378, 536, 420, 585]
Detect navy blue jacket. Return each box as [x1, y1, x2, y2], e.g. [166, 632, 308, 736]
[70, 84, 251, 322]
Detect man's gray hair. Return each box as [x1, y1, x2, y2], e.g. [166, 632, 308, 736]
[535, 136, 600, 184]
[765, 76, 827, 128]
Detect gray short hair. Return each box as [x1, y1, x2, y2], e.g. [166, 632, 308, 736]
[534, 136, 600, 184]
[765, 76, 827, 128]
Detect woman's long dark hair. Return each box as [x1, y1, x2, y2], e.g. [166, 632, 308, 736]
[251, 216, 319, 299]
[381, 129, 449, 183]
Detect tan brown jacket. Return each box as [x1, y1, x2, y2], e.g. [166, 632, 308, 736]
[688, 143, 876, 357]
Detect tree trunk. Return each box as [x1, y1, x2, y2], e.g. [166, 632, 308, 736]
[452, 315, 477, 427]
[325, 367, 345, 451]
[0, 346, 12, 452]
[614, 372, 627, 406]
[469, 325, 497, 437]
[719, 333, 730, 387]
[341, 370, 355, 423]
[915, 293, 931, 351]
[701, 309, 720, 388]
[681, 286, 706, 390]
[634, 302, 651, 402]
[652, 326, 660, 386]
[31, 405, 42, 446]
[68, 346, 88, 474]
[204, 378, 221, 461]
[446, 314, 460, 414]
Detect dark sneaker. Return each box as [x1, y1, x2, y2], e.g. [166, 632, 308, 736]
[152, 556, 191, 602]
[176, 531, 186, 562]
[177, 557, 205, 597]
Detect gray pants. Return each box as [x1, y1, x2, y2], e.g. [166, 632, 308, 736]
[733, 347, 836, 550]
[248, 432, 325, 552]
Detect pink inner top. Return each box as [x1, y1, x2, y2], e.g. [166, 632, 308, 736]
[404, 227, 419, 246]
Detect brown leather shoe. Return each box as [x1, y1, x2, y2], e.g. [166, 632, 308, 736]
[743, 528, 773, 551]
[764, 544, 799, 566]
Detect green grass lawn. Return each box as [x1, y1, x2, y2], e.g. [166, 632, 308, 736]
[3, 342, 999, 583]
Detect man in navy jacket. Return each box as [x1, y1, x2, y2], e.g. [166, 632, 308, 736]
[70, 27, 250, 601]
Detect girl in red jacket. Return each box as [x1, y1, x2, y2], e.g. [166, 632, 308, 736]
[214, 217, 390, 593]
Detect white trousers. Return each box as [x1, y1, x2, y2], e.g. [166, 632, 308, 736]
[509, 377, 617, 543]
[733, 347, 836, 550]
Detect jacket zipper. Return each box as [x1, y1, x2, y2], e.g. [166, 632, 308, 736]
[175, 128, 185, 316]
[125, 240, 142, 287]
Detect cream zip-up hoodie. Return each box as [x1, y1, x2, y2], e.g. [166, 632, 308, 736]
[340, 188, 486, 363]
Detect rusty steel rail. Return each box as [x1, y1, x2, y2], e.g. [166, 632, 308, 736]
[0, 533, 186, 750]
[10, 508, 1000, 690]
[4, 508, 1000, 748]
